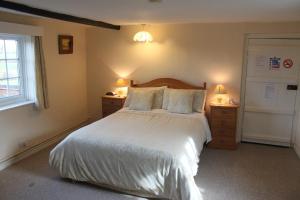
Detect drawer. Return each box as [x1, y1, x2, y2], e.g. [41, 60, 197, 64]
[102, 105, 121, 113]
[102, 107, 120, 117]
[102, 98, 124, 106]
[208, 137, 237, 149]
[103, 110, 113, 117]
[212, 127, 235, 137]
[211, 118, 236, 129]
[211, 107, 236, 119]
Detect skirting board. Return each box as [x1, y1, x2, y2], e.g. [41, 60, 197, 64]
[0, 120, 89, 171]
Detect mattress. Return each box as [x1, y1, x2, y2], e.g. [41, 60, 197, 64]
[49, 108, 211, 200]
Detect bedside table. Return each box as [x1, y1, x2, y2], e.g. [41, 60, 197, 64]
[102, 96, 126, 118]
[208, 104, 239, 150]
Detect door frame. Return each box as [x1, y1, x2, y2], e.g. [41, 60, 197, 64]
[238, 33, 300, 146]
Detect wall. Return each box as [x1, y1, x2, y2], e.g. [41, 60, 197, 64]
[86, 22, 300, 143]
[0, 12, 88, 163]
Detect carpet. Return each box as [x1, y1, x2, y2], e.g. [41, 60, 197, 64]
[0, 143, 299, 200]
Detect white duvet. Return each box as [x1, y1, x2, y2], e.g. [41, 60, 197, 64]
[49, 108, 211, 200]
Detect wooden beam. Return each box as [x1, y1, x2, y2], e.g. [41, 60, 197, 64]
[0, 0, 121, 30]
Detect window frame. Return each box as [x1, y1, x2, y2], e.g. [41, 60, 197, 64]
[0, 34, 29, 108]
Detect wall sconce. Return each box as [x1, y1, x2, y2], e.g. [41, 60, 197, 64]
[133, 25, 153, 43]
[115, 78, 129, 97]
[215, 84, 228, 104]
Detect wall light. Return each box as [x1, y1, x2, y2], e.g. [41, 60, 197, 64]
[133, 25, 153, 43]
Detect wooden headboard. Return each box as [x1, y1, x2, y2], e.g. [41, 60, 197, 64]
[130, 78, 206, 90]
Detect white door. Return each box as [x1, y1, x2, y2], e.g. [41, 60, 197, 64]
[242, 38, 300, 146]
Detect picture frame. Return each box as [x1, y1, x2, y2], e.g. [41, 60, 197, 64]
[58, 35, 73, 54]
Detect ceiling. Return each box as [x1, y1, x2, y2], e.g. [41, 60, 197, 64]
[4, 0, 300, 25]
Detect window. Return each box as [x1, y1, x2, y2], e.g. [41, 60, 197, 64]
[0, 34, 32, 108]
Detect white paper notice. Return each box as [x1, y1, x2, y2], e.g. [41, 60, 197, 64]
[265, 84, 276, 99]
[255, 55, 266, 70]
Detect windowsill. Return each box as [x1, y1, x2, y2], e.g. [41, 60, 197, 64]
[0, 101, 35, 112]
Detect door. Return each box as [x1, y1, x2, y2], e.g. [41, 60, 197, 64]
[242, 38, 300, 146]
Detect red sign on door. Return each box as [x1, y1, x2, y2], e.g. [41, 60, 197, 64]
[283, 59, 293, 68]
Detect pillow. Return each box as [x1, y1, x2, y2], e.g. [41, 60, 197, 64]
[162, 88, 171, 109]
[193, 90, 207, 112]
[128, 91, 154, 111]
[167, 90, 194, 114]
[124, 86, 166, 109]
[163, 88, 207, 112]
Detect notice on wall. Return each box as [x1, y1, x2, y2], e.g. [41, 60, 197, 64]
[264, 84, 276, 99]
[283, 58, 294, 69]
[255, 55, 267, 68]
[269, 57, 281, 70]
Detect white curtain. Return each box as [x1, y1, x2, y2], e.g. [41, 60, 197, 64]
[34, 36, 49, 109]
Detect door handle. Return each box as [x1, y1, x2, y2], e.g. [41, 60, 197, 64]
[287, 85, 298, 90]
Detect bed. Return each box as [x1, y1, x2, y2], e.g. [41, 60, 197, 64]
[49, 78, 211, 200]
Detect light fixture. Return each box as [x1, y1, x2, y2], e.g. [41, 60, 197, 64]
[133, 25, 153, 43]
[215, 84, 227, 104]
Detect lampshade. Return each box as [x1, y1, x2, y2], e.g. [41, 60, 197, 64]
[215, 84, 227, 94]
[115, 78, 129, 87]
[133, 31, 153, 43]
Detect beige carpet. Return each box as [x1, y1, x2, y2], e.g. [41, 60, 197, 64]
[0, 143, 299, 200]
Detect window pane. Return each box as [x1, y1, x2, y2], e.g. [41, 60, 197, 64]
[5, 40, 18, 59]
[0, 40, 4, 59]
[0, 79, 8, 98]
[7, 60, 19, 78]
[0, 60, 7, 79]
[8, 78, 20, 97]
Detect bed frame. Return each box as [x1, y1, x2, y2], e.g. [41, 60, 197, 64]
[130, 78, 206, 90]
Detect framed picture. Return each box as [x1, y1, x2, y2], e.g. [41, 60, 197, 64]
[58, 35, 73, 54]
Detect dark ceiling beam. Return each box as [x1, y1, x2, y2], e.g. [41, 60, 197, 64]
[0, 0, 121, 30]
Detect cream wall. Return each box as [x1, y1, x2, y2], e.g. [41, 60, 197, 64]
[0, 12, 88, 162]
[86, 22, 300, 146]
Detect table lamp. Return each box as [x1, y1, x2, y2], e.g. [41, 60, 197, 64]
[215, 84, 227, 104]
[115, 78, 129, 97]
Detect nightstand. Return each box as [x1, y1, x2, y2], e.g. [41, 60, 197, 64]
[102, 96, 126, 118]
[208, 104, 239, 150]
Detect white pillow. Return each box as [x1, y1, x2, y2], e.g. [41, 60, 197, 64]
[163, 88, 207, 112]
[124, 86, 166, 109]
[167, 90, 194, 114]
[193, 90, 207, 112]
[128, 91, 154, 111]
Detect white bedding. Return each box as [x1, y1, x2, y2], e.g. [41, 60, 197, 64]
[49, 108, 211, 200]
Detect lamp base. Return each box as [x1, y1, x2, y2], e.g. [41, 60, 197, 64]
[217, 97, 223, 104]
